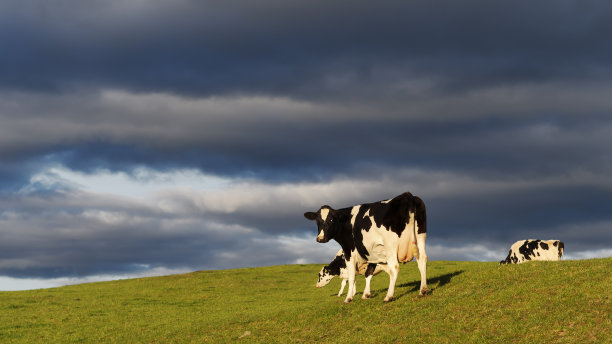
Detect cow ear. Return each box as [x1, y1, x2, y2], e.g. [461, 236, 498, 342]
[304, 212, 317, 220]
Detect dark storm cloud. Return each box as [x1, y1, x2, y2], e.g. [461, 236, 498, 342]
[1, 1, 612, 97]
[8, 106, 612, 183]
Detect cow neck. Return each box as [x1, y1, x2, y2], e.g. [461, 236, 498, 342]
[326, 254, 346, 276]
[331, 207, 355, 261]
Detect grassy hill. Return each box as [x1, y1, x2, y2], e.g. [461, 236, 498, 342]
[1, 258, 610, 343]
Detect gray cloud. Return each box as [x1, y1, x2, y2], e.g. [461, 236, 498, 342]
[0, 184, 343, 278]
[1, 166, 610, 278]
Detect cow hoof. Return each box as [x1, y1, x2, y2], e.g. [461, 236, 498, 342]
[419, 289, 429, 297]
[383, 296, 395, 303]
[343, 298, 353, 304]
[361, 294, 371, 300]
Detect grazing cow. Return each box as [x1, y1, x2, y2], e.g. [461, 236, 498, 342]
[500, 239, 564, 264]
[305, 192, 427, 303]
[316, 249, 384, 298]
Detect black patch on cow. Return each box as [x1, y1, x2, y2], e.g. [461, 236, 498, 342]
[358, 192, 427, 237]
[502, 249, 520, 264]
[518, 240, 542, 261]
[553, 241, 558, 247]
[321, 207, 356, 261]
[500, 249, 512, 264]
[540, 242, 549, 250]
[325, 254, 347, 276]
[368, 193, 413, 236]
[364, 263, 377, 277]
[354, 205, 371, 230]
[558, 241, 565, 259]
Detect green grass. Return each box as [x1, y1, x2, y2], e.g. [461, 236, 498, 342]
[1, 258, 610, 343]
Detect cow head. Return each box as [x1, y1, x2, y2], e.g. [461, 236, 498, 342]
[315, 251, 346, 287]
[316, 266, 336, 287]
[304, 205, 339, 243]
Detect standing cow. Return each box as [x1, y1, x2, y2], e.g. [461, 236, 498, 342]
[316, 249, 384, 298]
[500, 239, 564, 264]
[305, 192, 427, 303]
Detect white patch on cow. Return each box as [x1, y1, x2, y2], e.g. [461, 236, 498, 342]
[354, 210, 393, 264]
[320, 208, 330, 222]
[381, 199, 392, 204]
[364, 238, 387, 263]
[350, 206, 360, 227]
[537, 247, 560, 261]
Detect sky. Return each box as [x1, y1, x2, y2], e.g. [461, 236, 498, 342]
[1, 0, 611, 290]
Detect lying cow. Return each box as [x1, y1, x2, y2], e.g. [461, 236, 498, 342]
[316, 249, 384, 298]
[500, 239, 564, 264]
[305, 192, 427, 303]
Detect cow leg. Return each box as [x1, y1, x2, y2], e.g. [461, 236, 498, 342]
[362, 263, 378, 299]
[362, 275, 373, 299]
[344, 258, 356, 303]
[338, 279, 347, 297]
[416, 232, 428, 296]
[384, 254, 399, 302]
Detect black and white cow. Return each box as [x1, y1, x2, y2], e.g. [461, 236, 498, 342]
[316, 249, 384, 298]
[500, 239, 564, 264]
[305, 192, 427, 303]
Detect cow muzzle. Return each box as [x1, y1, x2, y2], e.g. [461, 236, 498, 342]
[316, 236, 329, 243]
[316, 233, 325, 242]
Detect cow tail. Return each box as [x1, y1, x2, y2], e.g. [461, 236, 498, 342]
[410, 202, 419, 260]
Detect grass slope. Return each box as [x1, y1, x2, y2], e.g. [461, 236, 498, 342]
[1, 258, 610, 343]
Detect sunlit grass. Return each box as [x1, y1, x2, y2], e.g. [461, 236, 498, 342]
[1, 258, 610, 343]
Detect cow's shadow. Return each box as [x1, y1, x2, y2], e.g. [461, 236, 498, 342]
[368, 270, 465, 301]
